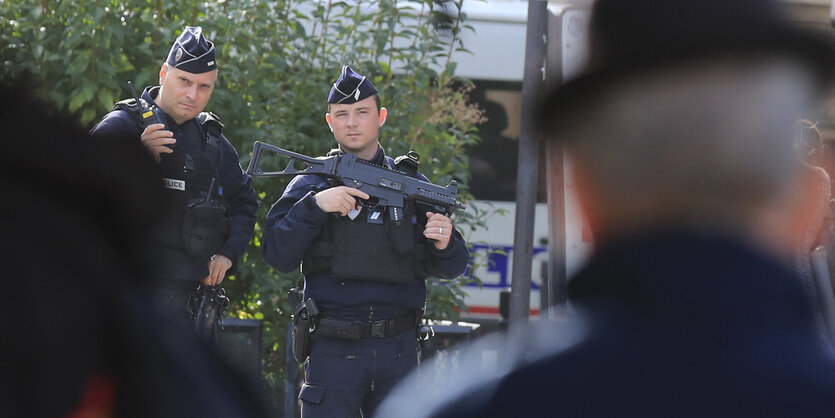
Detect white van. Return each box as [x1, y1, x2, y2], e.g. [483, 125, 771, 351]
[452, 1, 592, 320]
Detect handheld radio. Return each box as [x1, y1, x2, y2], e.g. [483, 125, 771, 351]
[127, 81, 173, 151]
[127, 81, 163, 128]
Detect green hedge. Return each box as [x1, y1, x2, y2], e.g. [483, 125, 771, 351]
[1, 0, 487, 410]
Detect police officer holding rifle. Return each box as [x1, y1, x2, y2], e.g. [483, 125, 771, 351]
[260, 65, 469, 418]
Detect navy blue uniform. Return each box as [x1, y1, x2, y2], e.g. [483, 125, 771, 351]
[91, 86, 258, 283]
[429, 230, 835, 418]
[262, 146, 469, 417]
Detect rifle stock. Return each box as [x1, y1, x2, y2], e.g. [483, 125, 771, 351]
[248, 141, 336, 177]
[247, 141, 465, 215]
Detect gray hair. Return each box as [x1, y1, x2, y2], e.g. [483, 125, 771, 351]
[559, 55, 817, 233]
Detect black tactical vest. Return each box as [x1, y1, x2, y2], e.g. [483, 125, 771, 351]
[113, 100, 230, 259]
[302, 151, 431, 283]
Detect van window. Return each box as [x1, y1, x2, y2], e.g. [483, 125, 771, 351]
[467, 79, 548, 203]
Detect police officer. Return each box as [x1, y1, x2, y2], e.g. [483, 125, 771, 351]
[261, 65, 469, 418]
[90, 26, 258, 325]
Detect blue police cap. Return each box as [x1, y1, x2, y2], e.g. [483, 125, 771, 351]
[165, 26, 217, 74]
[328, 65, 378, 104]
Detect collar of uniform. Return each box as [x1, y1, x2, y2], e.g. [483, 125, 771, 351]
[142, 85, 159, 104]
[368, 145, 385, 165]
[567, 227, 812, 328]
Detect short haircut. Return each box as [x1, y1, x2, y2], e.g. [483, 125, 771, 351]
[555, 55, 816, 231]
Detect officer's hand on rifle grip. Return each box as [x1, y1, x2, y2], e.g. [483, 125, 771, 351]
[140, 123, 176, 163]
[425, 211, 453, 250]
[314, 186, 371, 216]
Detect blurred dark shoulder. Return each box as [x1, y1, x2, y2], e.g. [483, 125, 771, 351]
[0, 78, 268, 418]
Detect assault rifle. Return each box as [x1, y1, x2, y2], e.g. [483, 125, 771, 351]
[246, 141, 466, 216]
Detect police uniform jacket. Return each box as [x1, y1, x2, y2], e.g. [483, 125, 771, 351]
[90, 86, 258, 282]
[262, 146, 469, 317]
[431, 229, 835, 418]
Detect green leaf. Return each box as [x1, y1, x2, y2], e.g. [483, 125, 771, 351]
[68, 84, 95, 112]
[48, 91, 65, 108]
[98, 90, 115, 111]
[5, 1, 499, 411]
[80, 108, 95, 125]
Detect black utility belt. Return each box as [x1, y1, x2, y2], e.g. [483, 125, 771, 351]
[315, 313, 417, 340]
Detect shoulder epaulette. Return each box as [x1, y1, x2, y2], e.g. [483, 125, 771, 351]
[394, 151, 420, 176]
[112, 98, 153, 127]
[326, 148, 343, 157]
[198, 111, 224, 137]
[113, 98, 143, 112]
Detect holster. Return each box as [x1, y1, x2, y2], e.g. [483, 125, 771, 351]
[291, 300, 314, 363]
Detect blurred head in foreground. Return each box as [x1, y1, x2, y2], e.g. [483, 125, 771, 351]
[542, 0, 835, 255]
[377, 1, 835, 417]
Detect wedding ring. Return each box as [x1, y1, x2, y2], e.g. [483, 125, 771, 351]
[439, 227, 443, 235]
